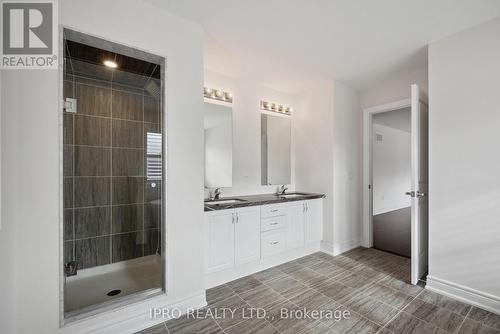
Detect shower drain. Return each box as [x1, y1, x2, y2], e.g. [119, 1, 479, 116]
[107, 289, 121, 296]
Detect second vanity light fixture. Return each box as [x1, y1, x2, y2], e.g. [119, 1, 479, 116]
[260, 100, 293, 115]
[204, 86, 233, 103]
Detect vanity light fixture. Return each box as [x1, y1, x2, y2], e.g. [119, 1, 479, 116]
[204, 86, 233, 103]
[103, 59, 118, 68]
[260, 100, 292, 115]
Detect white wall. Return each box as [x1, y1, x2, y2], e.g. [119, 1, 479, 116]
[295, 81, 362, 255]
[295, 81, 335, 248]
[0, 0, 205, 333]
[372, 123, 411, 215]
[204, 70, 296, 197]
[428, 18, 500, 311]
[0, 70, 17, 334]
[361, 66, 428, 108]
[332, 82, 363, 255]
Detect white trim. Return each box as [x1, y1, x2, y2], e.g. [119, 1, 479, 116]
[426, 276, 500, 315]
[205, 242, 320, 288]
[333, 239, 362, 256]
[363, 99, 411, 248]
[320, 241, 334, 255]
[60, 292, 207, 334]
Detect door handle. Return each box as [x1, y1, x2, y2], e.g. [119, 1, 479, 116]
[416, 191, 427, 197]
[236, 213, 239, 223]
[405, 191, 415, 197]
[231, 213, 235, 224]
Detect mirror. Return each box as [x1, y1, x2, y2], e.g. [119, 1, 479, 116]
[261, 114, 291, 185]
[204, 102, 233, 188]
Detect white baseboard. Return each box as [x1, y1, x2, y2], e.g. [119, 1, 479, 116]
[205, 242, 321, 289]
[426, 276, 500, 315]
[60, 292, 207, 334]
[333, 239, 362, 256]
[320, 241, 334, 255]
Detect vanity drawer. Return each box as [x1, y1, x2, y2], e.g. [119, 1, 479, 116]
[261, 215, 286, 232]
[261, 203, 286, 218]
[261, 230, 286, 258]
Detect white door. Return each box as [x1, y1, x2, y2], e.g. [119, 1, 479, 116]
[234, 207, 261, 265]
[286, 201, 305, 249]
[205, 210, 235, 273]
[410, 84, 429, 285]
[305, 199, 323, 243]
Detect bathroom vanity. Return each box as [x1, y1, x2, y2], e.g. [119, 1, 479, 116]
[204, 193, 324, 287]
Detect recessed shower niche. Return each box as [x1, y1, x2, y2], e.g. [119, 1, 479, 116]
[62, 29, 165, 319]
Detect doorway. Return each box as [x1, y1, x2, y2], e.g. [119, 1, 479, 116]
[372, 108, 411, 257]
[363, 85, 429, 285]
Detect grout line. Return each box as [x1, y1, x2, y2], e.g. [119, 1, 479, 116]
[162, 321, 170, 334]
[455, 307, 472, 334]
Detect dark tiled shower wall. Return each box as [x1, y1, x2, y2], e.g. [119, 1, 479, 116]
[63, 76, 162, 270]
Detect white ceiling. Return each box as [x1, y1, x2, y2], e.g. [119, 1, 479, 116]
[148, 0, 500, 94]
[373, 108, 411, 132]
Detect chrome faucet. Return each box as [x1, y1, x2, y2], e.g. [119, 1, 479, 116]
[211, 188, 222, 200]
[276, 185, 288, 195]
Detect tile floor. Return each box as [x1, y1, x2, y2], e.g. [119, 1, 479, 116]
[137, 248, 500, 334]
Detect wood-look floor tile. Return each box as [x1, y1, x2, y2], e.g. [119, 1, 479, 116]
[251, 267, 289, 283]
[225, 318, 279, 334]
[458, 318, 500, 334]
[209, 294, 249, 329]
[363, 283, 414, 309]
[312, 279, 358, 302]
[226, 276, 263, 294]
[276, 261, 305, 274]
[378, 274, 422, 297]
[238, 285, 286, 309]
[206, 284, 235, 305]
[286, 266, 328, 284]
[416, 290, 471, 316]
[135, 323, 168, 334]
[326, 305, 380, 334]
[266, 301, 320, 334]
[385, 311, 442, 334]
[468, 307, 500, 331]
[165, 315, 222, 334]
[306, 261, 349, 278]
[334, 272, 378, 291]
[339, 292, 399, 326]
[289, 288, 333, 310]
[404, 298, 465, 333]
[266, 275, 307, 299]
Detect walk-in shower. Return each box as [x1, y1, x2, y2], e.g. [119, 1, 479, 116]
[62, 29, 165, 318]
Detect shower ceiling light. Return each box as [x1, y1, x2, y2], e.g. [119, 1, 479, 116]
[260, 100, 292, 116]
[103, 60, 118, 68]
[204, 86, 233, 103]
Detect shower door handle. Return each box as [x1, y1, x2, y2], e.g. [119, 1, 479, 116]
[405, 191, 415, 197]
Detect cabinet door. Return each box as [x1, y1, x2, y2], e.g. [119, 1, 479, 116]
[286, 201, 305, 249]
[205, 210, 235, 273]
[234, 207, 261, 265]
[305, 199, 323, 243]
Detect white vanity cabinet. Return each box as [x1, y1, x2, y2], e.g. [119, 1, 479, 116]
[205, 206, 261, 273]
[205, 197, 323, 278]
[305, 199, 323, 243]
[286, 201, 305, 249]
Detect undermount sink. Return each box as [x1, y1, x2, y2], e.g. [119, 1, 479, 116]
[205, 198, 246, 205]
[278, 192, 309, 198]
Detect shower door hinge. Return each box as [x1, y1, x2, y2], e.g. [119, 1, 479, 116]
[64, 98, 77, 113]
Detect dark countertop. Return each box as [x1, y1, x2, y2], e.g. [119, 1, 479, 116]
[204, 192, 325, 212]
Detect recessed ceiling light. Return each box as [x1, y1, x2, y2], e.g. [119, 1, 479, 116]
[103, 60, 118, 68]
